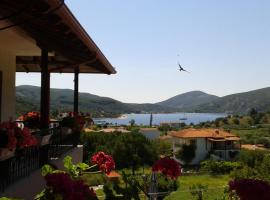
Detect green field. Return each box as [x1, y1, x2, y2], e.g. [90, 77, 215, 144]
[165, 175, 230, 200]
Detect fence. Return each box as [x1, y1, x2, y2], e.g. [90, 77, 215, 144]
[0, 127, 78, 192]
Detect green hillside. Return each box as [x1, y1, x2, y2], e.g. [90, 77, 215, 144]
[15, 85, 177, 117]
[190, 87, 270, 114]
[157, 91, 219, 109]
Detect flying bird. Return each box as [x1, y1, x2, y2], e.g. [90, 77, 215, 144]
[178, 62, 189, 73]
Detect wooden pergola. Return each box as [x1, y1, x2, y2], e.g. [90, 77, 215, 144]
[0, 0, 116, 128]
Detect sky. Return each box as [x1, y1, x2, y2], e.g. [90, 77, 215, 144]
[16, 0, 270, 103]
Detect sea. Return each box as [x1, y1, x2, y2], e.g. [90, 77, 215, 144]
[93, 113, 227, 126]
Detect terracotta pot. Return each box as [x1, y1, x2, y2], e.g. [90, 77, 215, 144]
[0, 148, 15, 161]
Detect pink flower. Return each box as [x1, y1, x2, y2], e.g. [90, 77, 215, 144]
[152, 158, 181, 179]
[91, 151, 115, 174]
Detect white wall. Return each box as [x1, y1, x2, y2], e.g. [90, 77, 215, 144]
[191, 138, 209, 165]
[173, 137, 209, 165]
[0, 49, 16, 122]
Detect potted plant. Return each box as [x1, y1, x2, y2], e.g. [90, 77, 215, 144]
[59, 112, 86, 145]
[0, 122, 17, 160]
[36, 152, 115, 200]
[21, 111, 41, 130]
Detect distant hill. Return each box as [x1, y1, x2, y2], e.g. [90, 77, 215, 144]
[156, 91, 219, 109]
[15, 85, 177, 117]
[190, 87, 270, 114]
[16, 85, 270, 116]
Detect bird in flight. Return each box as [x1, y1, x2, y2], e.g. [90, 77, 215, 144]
[178, 62, 189, 73]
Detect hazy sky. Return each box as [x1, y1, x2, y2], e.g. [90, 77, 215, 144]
[16, 0, 270, 103]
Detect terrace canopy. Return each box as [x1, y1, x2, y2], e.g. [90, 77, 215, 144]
[0, 0, 116, 127]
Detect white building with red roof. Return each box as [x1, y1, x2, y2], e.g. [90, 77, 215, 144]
[169, 128, 241, 165]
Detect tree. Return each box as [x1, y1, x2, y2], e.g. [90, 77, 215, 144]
[129, 119, 135, 127]
[176, 144, 196, 164]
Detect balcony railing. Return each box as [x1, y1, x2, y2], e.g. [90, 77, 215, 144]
[0, 127, 79, 192]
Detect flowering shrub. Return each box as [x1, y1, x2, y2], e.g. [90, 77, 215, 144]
[0, 121, 37, 151]
[0, 121, 18, 150]
[229, 179, 270, 200]
[37, 153, 115, 200]
[152, 158, 181, 179]
[20, 111, 40, 129]
[17, 127, 38, 149]
[45, 173, 97, 200]
[91, 151, 115, 174]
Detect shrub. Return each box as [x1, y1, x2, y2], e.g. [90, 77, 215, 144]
[200, 160, 241, 174]
[176, 144, 196, 164]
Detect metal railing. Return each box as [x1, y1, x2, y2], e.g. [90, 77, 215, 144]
[0, 127, 79, 192]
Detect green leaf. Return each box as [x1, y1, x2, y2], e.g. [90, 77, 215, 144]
[76, 162, 89, 171]
[63, 156, 79, 178]
[41, 165, 54, 176]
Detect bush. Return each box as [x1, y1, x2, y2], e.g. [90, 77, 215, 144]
[200, 160, 241, 174]
[176, 144, 196, 164]
[81, 131, 158, 170]
[236, 149, 268, 168]
[80, 174, 107, 186]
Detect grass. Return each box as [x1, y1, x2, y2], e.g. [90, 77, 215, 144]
[165, 174, 230, 200]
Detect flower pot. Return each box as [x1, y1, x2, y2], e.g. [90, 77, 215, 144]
[36, 133, 53, 146]
[0, 148, 15, 161]
[61, 127, 73, 136]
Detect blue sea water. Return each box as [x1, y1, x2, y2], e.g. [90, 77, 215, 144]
[94, 113, 227, 126]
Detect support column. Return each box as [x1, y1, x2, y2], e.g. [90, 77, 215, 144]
[74, 66, 79, 114]
[40, 48, 50, 129]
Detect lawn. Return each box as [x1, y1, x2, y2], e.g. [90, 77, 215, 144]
[165, 174, 230, 200]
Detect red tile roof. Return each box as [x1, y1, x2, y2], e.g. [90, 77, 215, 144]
[169, 128, 239, 141]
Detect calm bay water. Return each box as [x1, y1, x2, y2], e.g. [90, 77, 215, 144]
[94, 113, 227, 126]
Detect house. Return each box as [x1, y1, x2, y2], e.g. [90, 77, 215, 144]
[0, 0, 115, 198]
[160, 122, 182, 129]
[169, 128, 241, 165]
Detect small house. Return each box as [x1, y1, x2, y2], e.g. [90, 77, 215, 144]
[170, 128, 241, 165]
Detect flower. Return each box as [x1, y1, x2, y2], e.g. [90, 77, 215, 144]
[45, 172, 97, 200]
[91, 151, 115, 174]
[0, 121, 18, 150]
[17, 127, 38, 148]
[229, 179, 270, 200]
[0, 121, 37, 150]
[152, 158, 181, 179]
[60, 112, 86, 132]
[21, 111, 40, 129]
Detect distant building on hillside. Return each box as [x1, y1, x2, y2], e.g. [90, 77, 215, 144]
[160, 122, 182, 129]
[169, 128, 241, 165]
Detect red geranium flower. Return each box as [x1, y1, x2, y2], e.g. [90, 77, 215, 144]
[152, 158, 181, 179]
[45, 173, 97, 200]
[91, 151, 115, 174]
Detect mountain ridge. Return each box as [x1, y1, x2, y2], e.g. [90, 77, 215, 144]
[16, 85, 270, 116]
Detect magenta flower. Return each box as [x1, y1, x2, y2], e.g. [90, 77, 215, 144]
[45, 173, 97, 200]
[229, 179, 270, 200]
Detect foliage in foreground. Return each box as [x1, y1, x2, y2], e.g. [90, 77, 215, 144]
[200, 160, 241, 175]
[81, 131, 158, 171]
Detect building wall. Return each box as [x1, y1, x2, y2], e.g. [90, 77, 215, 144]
[0, 49, 16, 122]
[173, 137, 209, 165]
